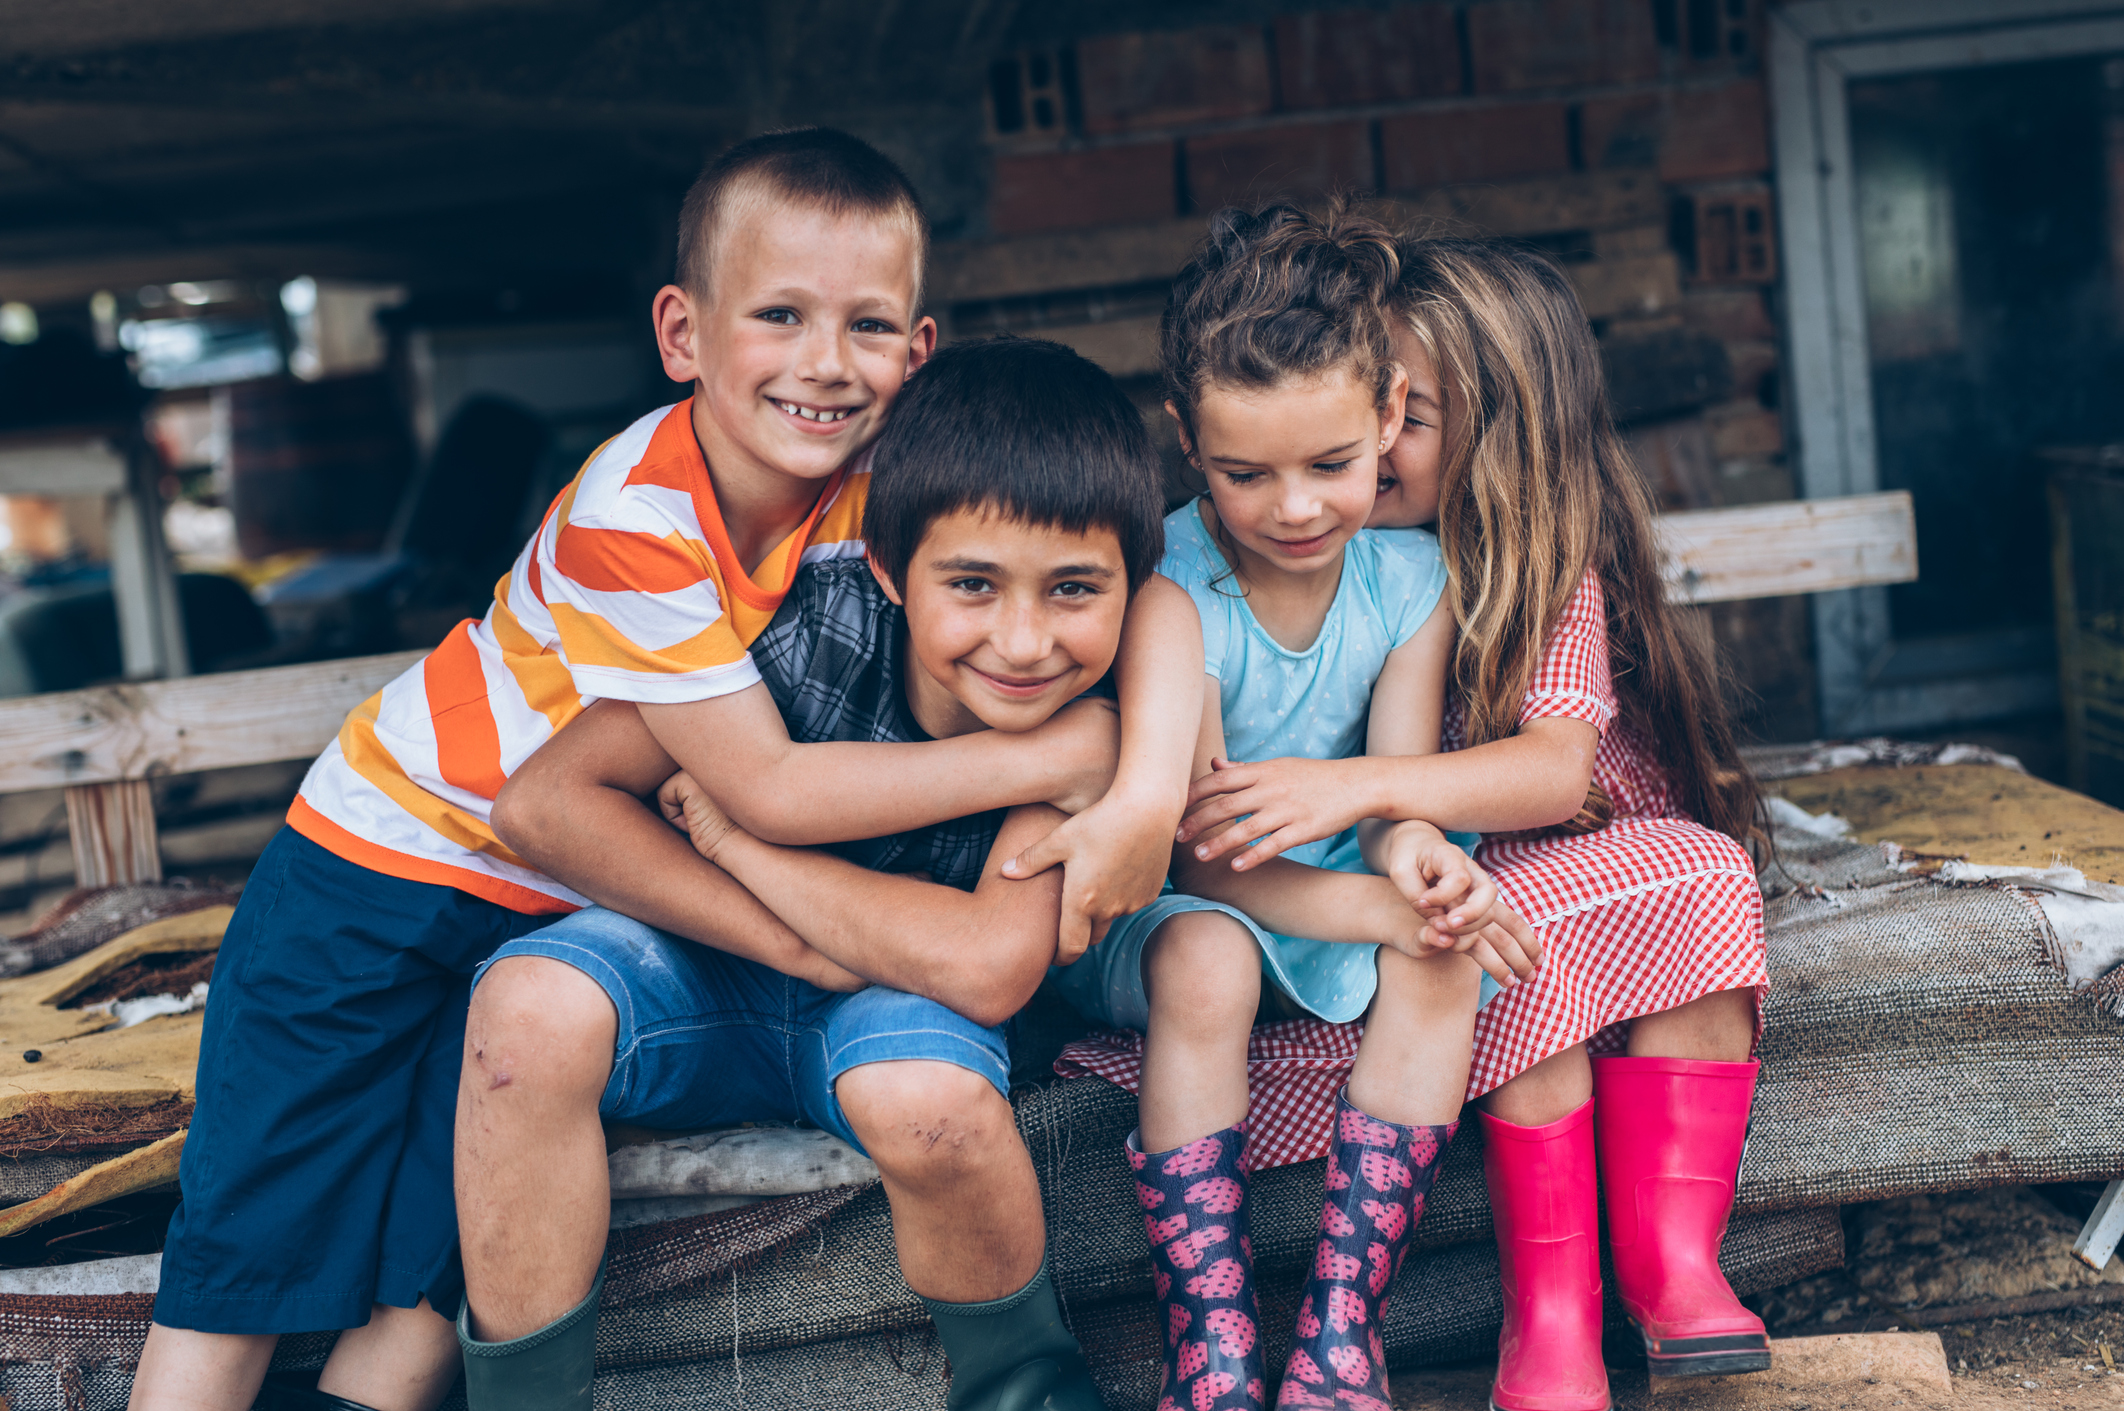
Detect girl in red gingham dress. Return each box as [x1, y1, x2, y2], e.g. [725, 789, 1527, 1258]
[1169, 240, 1772, 1405]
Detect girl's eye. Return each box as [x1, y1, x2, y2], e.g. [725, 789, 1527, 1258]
[1315, 459, 1354, 473]
[1404, 416, 1431, 431]
[756, 308, 799, 326]
[852, 318, 894, 335]
[1221, 470, 1261, 487]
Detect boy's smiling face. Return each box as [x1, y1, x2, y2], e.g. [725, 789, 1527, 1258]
[656, 198, 936, 491]
[869, 507, 1128, 739]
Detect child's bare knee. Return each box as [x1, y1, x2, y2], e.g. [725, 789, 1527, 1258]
[839, 1061, 1016, 1186]
[465, 957, 615, 1091]
[1142, 912, 1261, 1032]
[1376, 945, 1482, 1008]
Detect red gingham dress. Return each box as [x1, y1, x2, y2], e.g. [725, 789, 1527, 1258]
[1054, 572, 1769, 1170]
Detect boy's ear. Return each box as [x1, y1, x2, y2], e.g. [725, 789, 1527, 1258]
[866, 552, 906, 606]
[1377, 365, 1411, 453]
[653, 284, 704, 385]
[904, 316, 938, 380]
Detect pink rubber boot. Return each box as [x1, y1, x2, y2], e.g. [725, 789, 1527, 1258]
[1590, 1056, 1770, 1378]
[1481, 1100, 1609, 1411]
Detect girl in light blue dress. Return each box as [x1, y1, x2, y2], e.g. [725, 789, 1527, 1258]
[1045, 205, 1540, 1411]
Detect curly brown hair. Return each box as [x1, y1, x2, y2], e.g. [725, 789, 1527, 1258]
[1159, 201, 1403, 442]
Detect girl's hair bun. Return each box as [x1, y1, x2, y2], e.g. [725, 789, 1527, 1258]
[1160, 197, 1401, 436]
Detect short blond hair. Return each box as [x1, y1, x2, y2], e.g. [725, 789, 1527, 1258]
[676, 127, 928, 311]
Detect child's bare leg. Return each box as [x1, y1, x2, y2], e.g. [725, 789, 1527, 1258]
[317, 1300, 461, 1410]
[1479, 1042, 1591, 1127]
[837, 1059, 1043, 1301]
[456, 957, 616, 1341]
[129, 1328, 275, 1411]
[1626, 987, 1754, 1062]
[1137, 910, 1261, 1150]
[1349, 945, 1484, 1126]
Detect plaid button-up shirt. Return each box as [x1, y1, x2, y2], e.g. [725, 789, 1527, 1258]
[753, 559, 1007, 891]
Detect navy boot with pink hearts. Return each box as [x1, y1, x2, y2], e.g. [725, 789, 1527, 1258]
[1275, 1092, 1456, 1411]
[1128, 1122, 1266, 1411]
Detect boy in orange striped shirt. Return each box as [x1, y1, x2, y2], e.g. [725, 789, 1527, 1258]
[135, 130, 1200, 1411]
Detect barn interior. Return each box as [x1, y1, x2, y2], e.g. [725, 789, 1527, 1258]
[0, 5, 2122, 1407]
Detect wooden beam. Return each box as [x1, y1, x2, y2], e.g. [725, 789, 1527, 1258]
[0, 649, 423, 794]
[930, 172, 1668, 307]
[1657, 491, 1917, 605]
[1020, 314, 1162, 379]
[64, 780, 161, 887]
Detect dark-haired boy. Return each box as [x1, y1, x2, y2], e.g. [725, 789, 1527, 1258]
[135, 129, 1196, 1411]
[460, 337, 1161, 1409]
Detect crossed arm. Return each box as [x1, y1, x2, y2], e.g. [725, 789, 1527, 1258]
[636, 573, 1203, 954]
[491, 699, 1067, 1028]
[1169, 598, 1541, 983]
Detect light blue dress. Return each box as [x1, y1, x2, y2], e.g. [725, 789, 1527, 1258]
[1047, 501, 1492, 1027]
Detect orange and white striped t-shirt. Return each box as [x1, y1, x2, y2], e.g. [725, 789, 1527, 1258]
[288, 399, 871, 913]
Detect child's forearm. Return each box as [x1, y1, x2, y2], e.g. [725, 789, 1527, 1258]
[703, 805, 1069, 1028]
[493, 779, 858, 990]
[1108, 575, 1205, 819]
[1354, 726, 1595, 833]
[639, 694, 1113, 847]
[1172, 848, 1405, 948]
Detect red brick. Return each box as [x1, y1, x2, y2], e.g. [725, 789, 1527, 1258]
[1077, 25, 1273, 136]
[1579, 93, 1663, 169]
[1272, 6, 1462, 110]
[989, 143, 1176, 237]
[1467, 0, 1658, 93]
[1380, 102, 1571, 190]
[1186, 121, 1373, 211]
[1659, 80, 1771, 183]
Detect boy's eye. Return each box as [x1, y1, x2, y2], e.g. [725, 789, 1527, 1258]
[1051, 581, 1100, 599]
[948, 577, 995, 594]
[852, 318, 895, 335]
[756, 308, 799, 326]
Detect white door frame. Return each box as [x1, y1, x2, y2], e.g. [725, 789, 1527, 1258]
[1769, 0, 2124, 734]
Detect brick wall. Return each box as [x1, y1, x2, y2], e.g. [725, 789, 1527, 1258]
[962, 0, 1813, 737]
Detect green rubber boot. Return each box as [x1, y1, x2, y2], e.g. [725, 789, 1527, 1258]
[918, 1260, 1106, 1411]
[457, 1261, 602, 1411]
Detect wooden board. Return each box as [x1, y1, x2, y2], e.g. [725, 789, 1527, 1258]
[0, 649, 422, 793]
[1657, 491, 1917, 605]
[0, 906, 228, 1123]
[1772, 763, 2124, 885]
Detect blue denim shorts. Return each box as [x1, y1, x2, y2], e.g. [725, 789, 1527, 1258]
[475, 906, 1012, 1155]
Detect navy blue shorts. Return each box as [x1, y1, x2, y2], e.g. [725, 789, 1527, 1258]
[155, 828, 552, 1335]
[477, 906, 1013, 1153]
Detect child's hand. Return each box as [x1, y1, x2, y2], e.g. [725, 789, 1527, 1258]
[657, 770, 745, 863]
[1176, 756, 1372, 869]
[1378, 822, 1541, 986]
[1003, 790, 1180, 965]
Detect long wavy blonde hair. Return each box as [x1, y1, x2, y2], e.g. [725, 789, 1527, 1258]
[1393, 238, 1760, 846]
